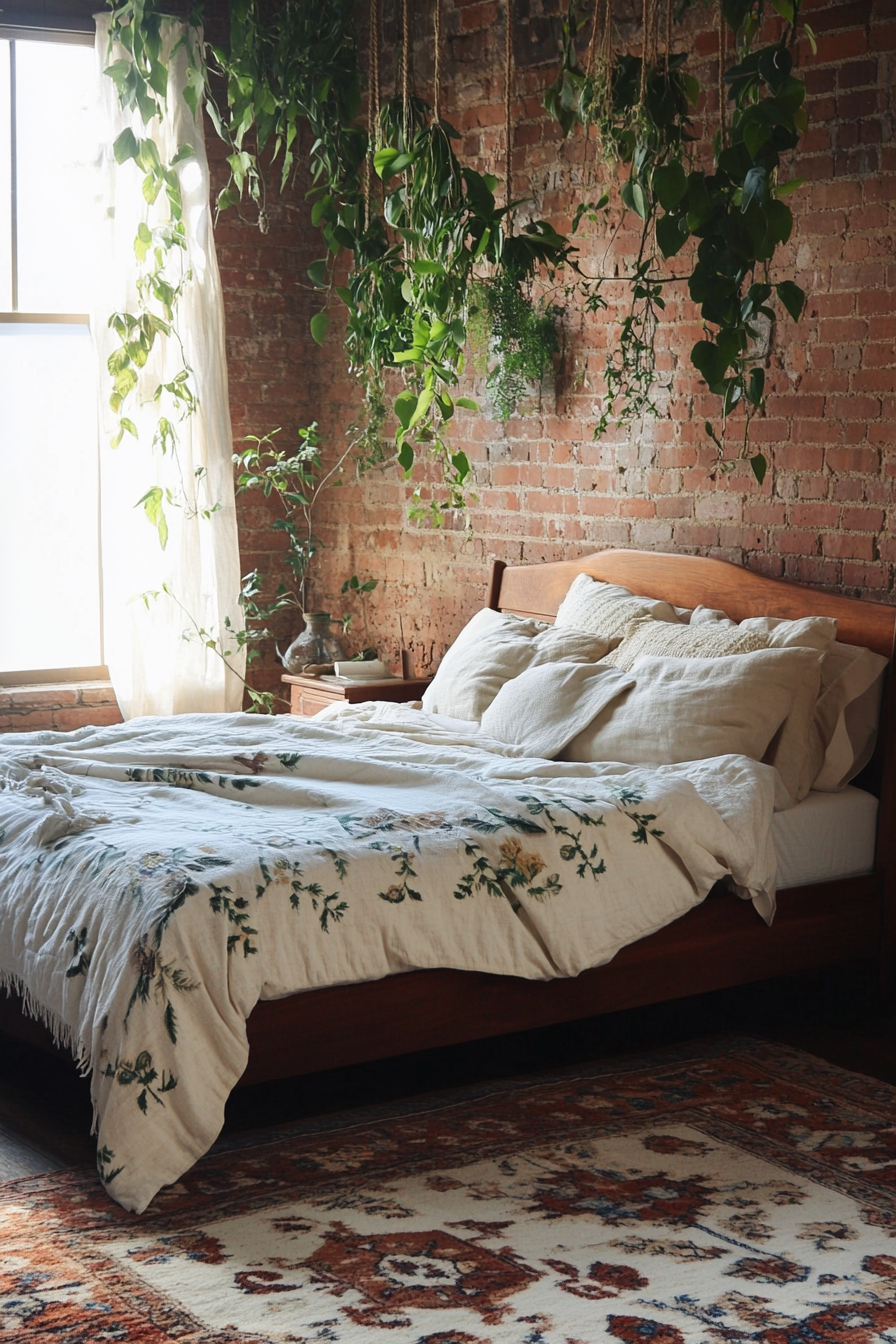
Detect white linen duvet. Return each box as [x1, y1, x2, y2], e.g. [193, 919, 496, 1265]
[0, 705, 776, 1212]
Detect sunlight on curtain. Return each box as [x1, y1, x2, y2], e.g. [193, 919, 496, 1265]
[94, 16, 244, 718]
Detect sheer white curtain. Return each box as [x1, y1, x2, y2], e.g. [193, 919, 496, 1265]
[93, 15, 244, 718]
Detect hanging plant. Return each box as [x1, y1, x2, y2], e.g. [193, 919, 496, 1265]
[546, 0, 812, 482]
[210, 0, 574, 523]
[102, 3, 209, 545]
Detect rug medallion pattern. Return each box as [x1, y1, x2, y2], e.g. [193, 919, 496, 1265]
[2, 1039, 896, 1341]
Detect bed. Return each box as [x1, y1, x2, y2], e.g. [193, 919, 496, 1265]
[1, 547, 893, 1212]
[238, 550, 896, 1076]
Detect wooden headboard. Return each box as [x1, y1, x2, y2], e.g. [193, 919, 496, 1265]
[490, 550, 896, 660]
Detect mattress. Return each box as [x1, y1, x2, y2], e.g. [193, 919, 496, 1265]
[772, 785, 878, 889]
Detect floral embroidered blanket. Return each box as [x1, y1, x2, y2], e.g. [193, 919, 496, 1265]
[0, 706, 776, 1214]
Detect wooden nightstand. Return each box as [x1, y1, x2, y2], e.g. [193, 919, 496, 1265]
[282, 674, 432, 718]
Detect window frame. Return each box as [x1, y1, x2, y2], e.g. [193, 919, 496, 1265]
[0, 20, 109, 686]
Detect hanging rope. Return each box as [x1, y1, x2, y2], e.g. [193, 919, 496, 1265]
[371, 0, 381, 140]
[718, 3, 727, 148]
[665, 0, 672, 72]
[365, 0, 381, 227]
[639, 0, 649, 103]
[400, 0, 411, 145]
[433, 0, 441, 123]
[505, 0, 513, 219]
[586, 0, 601, 76]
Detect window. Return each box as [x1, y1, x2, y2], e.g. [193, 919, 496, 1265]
[0, 28, 105, 682]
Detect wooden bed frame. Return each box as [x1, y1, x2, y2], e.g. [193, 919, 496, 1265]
[2, 549, 895, 1085]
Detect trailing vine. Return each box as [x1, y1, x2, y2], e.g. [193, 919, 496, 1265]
[103, 5, 208, 546]
[546, 0, 812, 481]
[210, 2, 574, 523]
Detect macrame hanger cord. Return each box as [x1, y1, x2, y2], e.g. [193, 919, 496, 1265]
[665, 0, 672, 72]
[433, 0, 441, 124]
[504, 0, 513, 226]
[401, 0, 411, 146]
[718, 2, 727, 149]
[586, 0, 601, 75]
[639, 0, 649, 104]
[371, 0, 381, 140]
[366, 0, 381, 227]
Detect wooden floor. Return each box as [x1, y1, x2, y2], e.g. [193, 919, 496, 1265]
[1, 959, 893, 1183]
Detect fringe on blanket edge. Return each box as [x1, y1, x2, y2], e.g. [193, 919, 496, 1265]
[0, 969, 94, 1078]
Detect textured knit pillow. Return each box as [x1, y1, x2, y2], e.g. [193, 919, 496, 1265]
[554, 573, 682, 640]
[561, 647, 822, 769]
[604, 616, 770, 672]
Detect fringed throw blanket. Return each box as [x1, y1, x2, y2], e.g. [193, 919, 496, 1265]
[0, 705, 776, 1212]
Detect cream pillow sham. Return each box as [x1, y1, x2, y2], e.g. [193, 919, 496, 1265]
[421, 608, 615, 722]
[561, 647, 822, 770]
[480, 662, 636, 759]
[603, 616, 770, 672]
[554, 573, 681, 639]
[811, 641, 888, 790]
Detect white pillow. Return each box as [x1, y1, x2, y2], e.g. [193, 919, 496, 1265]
[604, 616, 769, 672]
[812, 642, 888, 790]
[480, 662, 636, 759]
[561, 647, 823, 768]
[421, 609, 615, 722]
[422, 610, 545, 721]
[739, 614, 838, 651]
[554, 573, 682, 639]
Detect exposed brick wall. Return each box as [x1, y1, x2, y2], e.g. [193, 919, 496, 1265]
[300, 0, 896, 678]
[0, 683, 122, 735]
[11, 0, 895, 717]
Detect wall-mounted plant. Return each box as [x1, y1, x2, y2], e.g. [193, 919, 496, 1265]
[546, 0, 812, 482]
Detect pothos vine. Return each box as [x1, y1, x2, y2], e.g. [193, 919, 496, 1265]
[546, 0, 812, 481]
[101, 0, 815, 570]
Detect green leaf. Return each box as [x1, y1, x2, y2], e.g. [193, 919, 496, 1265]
[653, 162, 688, 211]
[775, 175, 805, 197]
[412, 259, 445, 276]
[394, 390, 417, 431]
[750, 452, 768, 485]
[113, 128, 139, 165]
[747, 367, 765, 406]
[408, 387, 434, 429]
[656, 213, 688, 259]
[741, 165, 768, 213]
[455, 397, 479, 411]
[397, 439, 414, 474]
[309, 311, 330, 345]
[691, 340, 729, 390]
[450, 451, 471, 483]
[776, 280, 805, 322]
[307, 259, 328, 288]
[134, 220, 153, 264]
[136, 486, 169, 549]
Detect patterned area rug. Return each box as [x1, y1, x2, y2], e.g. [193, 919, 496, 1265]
[3, 1038, 896, 1342]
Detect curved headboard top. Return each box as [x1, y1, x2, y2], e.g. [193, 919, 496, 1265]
[493, 549, 896, 659]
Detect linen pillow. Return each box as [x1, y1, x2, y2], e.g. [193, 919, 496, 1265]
[421, 610, 546, 721]
[603, 616, 770, 672]
[480, 662, 636, 759]
[561, 647, 822, 768]
[738, 614, 838, 652]
[528, 625, 619, 666]
[421, 609, 616, 722]
[811, 641, 889, 790]
[554, 573, 682, 639]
